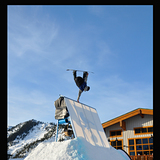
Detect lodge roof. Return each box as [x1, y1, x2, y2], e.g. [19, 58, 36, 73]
[102, 108, 153, 129]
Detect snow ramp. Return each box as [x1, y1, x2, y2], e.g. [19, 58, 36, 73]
[63, 96, 110, 148]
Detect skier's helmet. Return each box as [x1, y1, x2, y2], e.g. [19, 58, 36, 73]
[87, 86, 90, 91]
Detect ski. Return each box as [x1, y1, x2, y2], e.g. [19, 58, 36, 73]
[66, 69, 94, 74]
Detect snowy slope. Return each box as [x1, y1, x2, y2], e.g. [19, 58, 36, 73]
[25, 137, 128, 160]
[8, 123, 50, 155]
[25, 137, 87, 160]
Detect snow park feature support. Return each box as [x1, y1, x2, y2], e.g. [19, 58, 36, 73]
[55, 116, 73, 142]
[54, 96, 76, 142]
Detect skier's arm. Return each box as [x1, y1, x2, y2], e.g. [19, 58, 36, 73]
[83, 72, 88, 82]
[77, 89, 82, 102]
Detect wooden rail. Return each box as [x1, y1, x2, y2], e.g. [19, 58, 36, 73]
[130, 155, 153, 160]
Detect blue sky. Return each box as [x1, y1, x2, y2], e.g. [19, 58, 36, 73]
[7, 5, 153, 126]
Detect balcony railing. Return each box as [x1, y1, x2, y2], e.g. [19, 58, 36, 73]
[130, 155, 153, 160]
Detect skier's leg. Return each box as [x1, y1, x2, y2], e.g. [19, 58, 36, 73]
[83, 72, 88, 82]
[73, 70, 77, 80]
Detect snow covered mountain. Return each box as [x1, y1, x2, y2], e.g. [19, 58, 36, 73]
[7, 119, 67, 159]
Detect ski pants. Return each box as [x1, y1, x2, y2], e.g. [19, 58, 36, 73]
[73, 71, 88, 83]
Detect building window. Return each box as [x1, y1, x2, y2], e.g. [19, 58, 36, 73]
[134, 126, 153, 135]
[110, 130, 122, 137]
[110, 139, 123, 149]
[128, 137, 153, 156]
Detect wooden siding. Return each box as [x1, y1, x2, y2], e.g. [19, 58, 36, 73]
[104, 114, 153, 154]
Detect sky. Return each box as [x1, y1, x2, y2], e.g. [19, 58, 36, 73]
[7, 5, 153, 126]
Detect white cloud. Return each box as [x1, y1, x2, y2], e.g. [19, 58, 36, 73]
[8, 8, 59, 57]
[8, 6, 92, 74]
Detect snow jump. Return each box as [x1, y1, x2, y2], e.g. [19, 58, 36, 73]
[54, 95, 131, 160]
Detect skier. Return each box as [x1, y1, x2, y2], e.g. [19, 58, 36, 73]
[73, 70, 90, 102]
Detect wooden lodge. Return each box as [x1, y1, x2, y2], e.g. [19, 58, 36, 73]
[102, 108, 153, 159]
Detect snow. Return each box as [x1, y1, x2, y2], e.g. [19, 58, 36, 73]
[8, 122, 53, 157]
[117, 149, 131, 160]
[8, 126, 13, 130]
[8, 121, 130, 160]
[7, 123, 25, 138]
[24, 137, 86, 160]
[22, 123, 47, 142]
[8, 119, 130, 160]
[9, 158, 24, 160]
[24, 137, 129, 160]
